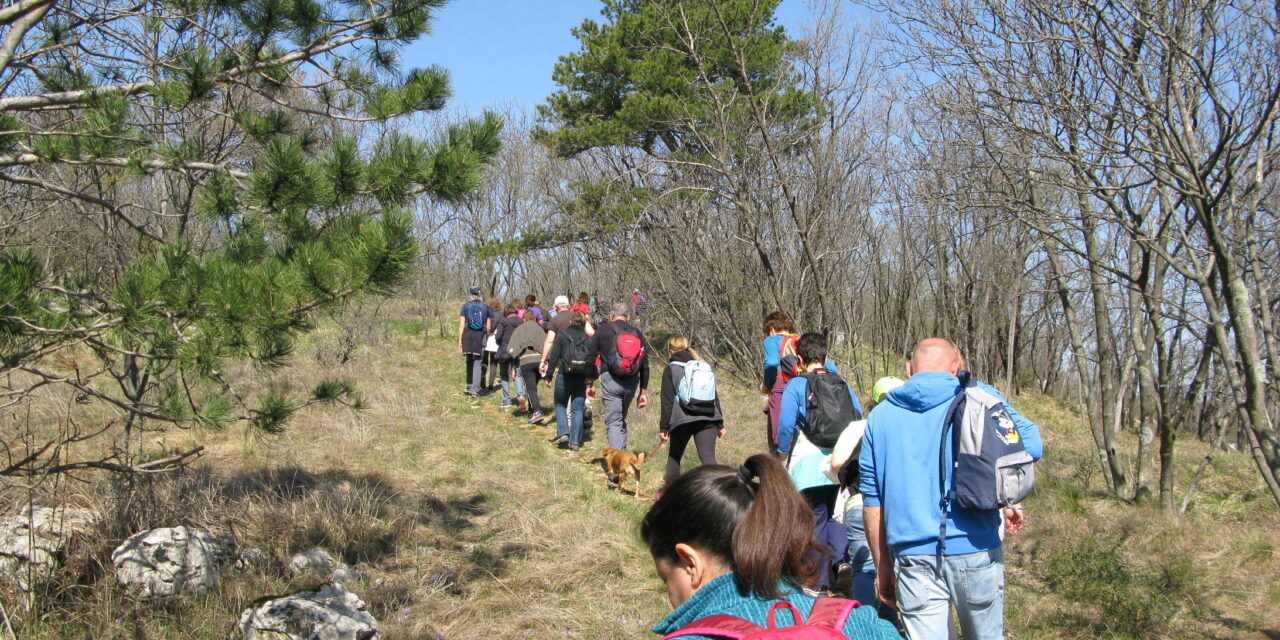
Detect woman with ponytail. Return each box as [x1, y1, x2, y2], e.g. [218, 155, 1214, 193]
[641, 455, 899, 639]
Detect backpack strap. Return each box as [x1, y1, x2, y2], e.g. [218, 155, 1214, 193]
[937, 370, 973, 570]
[659, 614, 763, 640]
[805, 597, 859, 631]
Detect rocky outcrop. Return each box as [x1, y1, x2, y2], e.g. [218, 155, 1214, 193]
[0, 505, 98, 592]
[233, 582, 379, 640]
[289, 547, 336, 576]
[112, 526, 235, 597]
[289, 547, 365, 584]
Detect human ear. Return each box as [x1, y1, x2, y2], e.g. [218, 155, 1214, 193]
[673, 543, 708, 589]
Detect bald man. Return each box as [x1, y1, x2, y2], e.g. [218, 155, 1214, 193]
[858, 338, 1043, 640]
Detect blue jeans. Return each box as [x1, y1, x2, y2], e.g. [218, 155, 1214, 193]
[500, 361, 522, 404]
[894, 547, 1004, 640]
[554, 374, 587, 446]
[845, 501, 877, 606]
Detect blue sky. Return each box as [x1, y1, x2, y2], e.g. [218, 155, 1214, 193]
[405, 0, 815, 115]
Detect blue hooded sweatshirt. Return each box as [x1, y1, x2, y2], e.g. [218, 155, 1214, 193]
[857, 371, 1043, 557]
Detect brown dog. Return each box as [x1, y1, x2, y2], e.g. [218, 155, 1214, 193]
[602, 440, 664, 499]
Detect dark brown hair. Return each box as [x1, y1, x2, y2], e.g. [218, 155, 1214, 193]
[763, 311, 794, 335]
[639, 454, 818, 598]
[503, 300, 519, 316]
[525, 294, 539, 308]
[577, 291, 589, 304]
[796, 332, 828, 365]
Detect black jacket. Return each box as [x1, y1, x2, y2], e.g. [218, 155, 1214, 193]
[594, 319, 651, 388]
[494, 314, 522, 354]
[660, 350, 723, 433]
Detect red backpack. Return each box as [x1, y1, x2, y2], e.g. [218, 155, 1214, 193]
[777, 333, 803, 383]
[661, 598, 858, 640]
[606, 327, 646, 377]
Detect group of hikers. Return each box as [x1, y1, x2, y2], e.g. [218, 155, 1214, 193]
[457, 288, 1044, 639]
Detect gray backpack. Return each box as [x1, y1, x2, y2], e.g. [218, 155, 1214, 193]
[941, 372, 1036, 512]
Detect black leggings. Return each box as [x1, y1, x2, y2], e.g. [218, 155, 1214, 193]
[520, 362, 542, 413]
[663, 422, 720, 488]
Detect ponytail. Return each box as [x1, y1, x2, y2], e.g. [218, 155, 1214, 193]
[731, 455, 819, 597]
[666, 335, 702, 361]
[639, 454, 818, 599]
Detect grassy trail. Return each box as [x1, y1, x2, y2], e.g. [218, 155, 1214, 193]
[18, 319, 1280, 639]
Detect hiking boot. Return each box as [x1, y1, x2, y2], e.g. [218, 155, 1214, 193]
[549, 434, 569, 446]
[498, 401, 513, 409]
[529, 412, 543, 425]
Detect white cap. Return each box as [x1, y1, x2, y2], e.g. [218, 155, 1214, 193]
[553, 295, 570, 307]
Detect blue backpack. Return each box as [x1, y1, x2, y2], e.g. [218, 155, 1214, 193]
[941, 371, 1036, 511]
[672, 360, 717, 407]
[463, 301, 487, 331]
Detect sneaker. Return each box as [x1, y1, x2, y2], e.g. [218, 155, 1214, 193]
[517, 397, 528, 412]
[549, 434, 569, 446]
[465, 390, 479, 398]
[529, 412, 543, 425]
[569, 444, 580, 452]
[498, 401, 513, 409]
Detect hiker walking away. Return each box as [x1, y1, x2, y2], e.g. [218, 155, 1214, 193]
[571, 292, 591, 315]
[859, 338, 1043, 640]
[761, 311, 798, 453]
[825, 376, 904, 621]
[658, 336, 723, 489]
[508, 312, 547, 424]
[493, 300, 525, 409]
[776, 332, 863, 592]
[631, 288, 649, 329]
[541, 311, 597, 451]
[540, 295, 594, 364]
[762, 312, 840, 454]
[594, 302, 651, 449]
[457, 286, 493, 398]
[482, 296, 502, 390]
[525, 294, 545, 326]
[641, 454, 900, 639]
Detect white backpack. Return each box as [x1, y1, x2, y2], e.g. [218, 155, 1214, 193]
[672, 360, 717, 406]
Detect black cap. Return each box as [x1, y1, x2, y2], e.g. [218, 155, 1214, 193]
[469, 286, 481, 295]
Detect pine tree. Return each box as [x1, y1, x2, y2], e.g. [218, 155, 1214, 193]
[0, 0, 501, 475]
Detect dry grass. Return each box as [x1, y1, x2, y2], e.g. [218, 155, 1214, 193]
[3, 309, 1279, 639]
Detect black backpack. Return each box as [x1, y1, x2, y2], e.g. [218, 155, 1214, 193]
[562, 330, 595, 377]
[799, 371, 860, 448]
